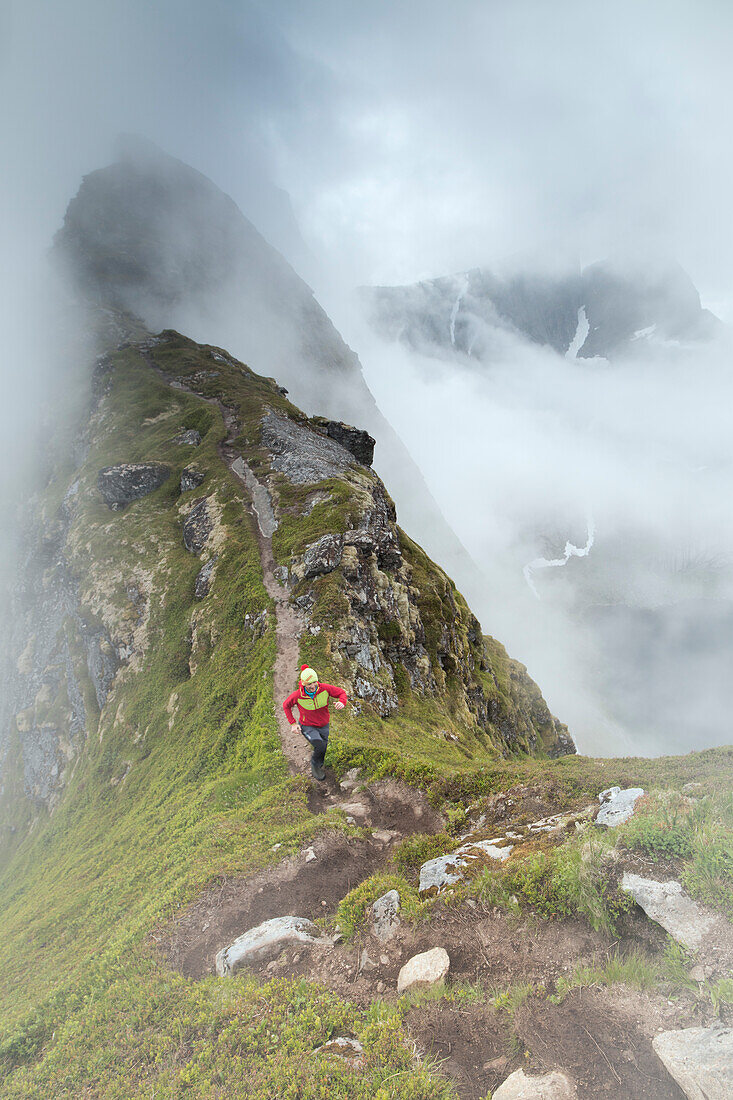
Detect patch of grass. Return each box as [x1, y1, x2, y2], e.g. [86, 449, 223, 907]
[619, 791, 697, 859]
[391, 832, 458, 877]
[335, 873, 422, 939]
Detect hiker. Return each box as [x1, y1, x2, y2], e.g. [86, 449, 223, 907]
[283, 665, 347, 780]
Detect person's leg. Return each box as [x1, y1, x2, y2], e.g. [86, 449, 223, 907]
[301, 724, 329, 777]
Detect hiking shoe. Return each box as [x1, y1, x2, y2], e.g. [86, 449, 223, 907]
[310, 758, 326, 781]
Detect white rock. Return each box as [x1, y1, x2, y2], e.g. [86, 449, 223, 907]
[338, 801, 370, 820]
[492, 1068, 577, 1098]
[370, 889, 401, 942]
[305, 847, 317, 863]
[595, 787, 644, 826]
[215, 916, 330, 976]
[621, 874, 720, 949]
[397, 947, 450, 994]
[652, 1027, 733, 1100]
[418, 839, 513, 895]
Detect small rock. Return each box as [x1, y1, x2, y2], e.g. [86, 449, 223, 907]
[595, 787, 644, 827]
[338, 801, 370, 820]
[315, 1036, 365, 1068]
[172, 429, 201, 446]
[377, 980, 385, 993]
[305, 847, 317, 863]
[621, 874, 720, 949]
[194, 556, 217, 598]
[380, 955, 389, 966]
[492, 1069, 577, 1099]
[652, 1026, 733, 1100]
[689, 964, 705, 983]
[371, 829, 395, 844]
[397, 947, 450, 995]
[483, 1055, 509, 1072]
[371, 889, 401, 943]
[360, 949, 377, 972]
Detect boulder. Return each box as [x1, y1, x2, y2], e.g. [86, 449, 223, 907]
[303, 534, 344, 578]
[215, 916, 331, 976]
[97, 463, 171, 509]
[370, 889, 401, 942]
[397, 946, 450, 994]
[652, 1026, 733, 1100]
[492, 1069, 577, 1099]
[621, 874, 719, 949]
[595, 786, 644, 826]
[180, 466, 205, 493]
[172, 429, 201, 446]
[183, 497, 213, 554]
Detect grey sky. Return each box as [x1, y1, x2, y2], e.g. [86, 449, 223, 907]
[2, 0, 733, 311]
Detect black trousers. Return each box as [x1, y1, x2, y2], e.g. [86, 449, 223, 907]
[300, 722, 330, 765]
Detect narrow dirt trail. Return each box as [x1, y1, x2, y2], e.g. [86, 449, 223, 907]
[149, 359, 309, 775]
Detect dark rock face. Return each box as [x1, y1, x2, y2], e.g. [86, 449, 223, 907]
[98, 463, 171, 510]
[311, 417, 375, 466]
[303, 535, 344, 578]
[194, 556, 217, 599]
[183, 498, 213, 555]
[180, 467, 205, 493]
[172, 429, 201, 447]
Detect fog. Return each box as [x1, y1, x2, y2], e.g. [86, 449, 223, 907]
[2, 0, 733, 756]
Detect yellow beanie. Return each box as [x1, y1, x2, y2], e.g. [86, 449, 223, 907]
[299, 665, 318, 684]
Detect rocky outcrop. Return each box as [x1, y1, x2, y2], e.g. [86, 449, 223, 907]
[311, 416, 375, 466]
[303, 535, 344, 578]
[182, 497, 213, 555]
[262, 411, 356, 484]
[97, 462, 171, 510]
[180, 466, 205, 493]
[370, 890, 401, 942]
[172, 429, 201, 446]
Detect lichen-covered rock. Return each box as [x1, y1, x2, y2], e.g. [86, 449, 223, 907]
[194, 556, 217, 599]
[397, 947, 450, 994]
[370, 889, 401, 942]
[97, 463, 171, 509]
[652, 1026, 733, 1100]
[182, 497, 213, 554]
[315, 1037, 365, 1068]
[180, 466, 205, 493]
[261, 411, 355, 484]
[492, 1069, 577, 1099]
[303, 534, 344, 578]
[215, 916, 331, 976]
[621, 874, 720, 949]
[419, 838, 513, 896]
[172, 429, 201, 446]
[596, 786, 644, 826]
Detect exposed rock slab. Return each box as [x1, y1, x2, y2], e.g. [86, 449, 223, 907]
[419, 838, 513, 896]
[261, 410, 356, 484]
[311, 416, 375, 466]
[492, 1068, 576, 1099]
[215, 916, 331, 976]
[194, 556, 217, 598]
[595, 786, 644, 826]
[621, 874, 720, 949]
[172, 429, 201, 446]
[652, 1026, 733, 1100]
[397, 946, 450, 994]
[370, 889, 400, 942]
[97, 462, 171, 509]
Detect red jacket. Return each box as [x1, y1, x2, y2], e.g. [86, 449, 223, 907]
[283, 682, 348, 727]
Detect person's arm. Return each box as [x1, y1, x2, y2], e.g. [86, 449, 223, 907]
[283, 691, 300, 725]
[323, 684, 347, 710]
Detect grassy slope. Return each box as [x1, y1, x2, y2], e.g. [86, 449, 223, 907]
[1, 337, 731, 1097]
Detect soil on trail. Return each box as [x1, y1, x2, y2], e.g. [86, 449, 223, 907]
[155, 777, 444, 980]
[153, 357, 310, 774]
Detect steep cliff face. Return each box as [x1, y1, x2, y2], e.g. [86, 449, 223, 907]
[0, 322, 571, 834]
